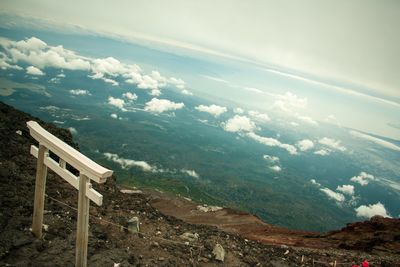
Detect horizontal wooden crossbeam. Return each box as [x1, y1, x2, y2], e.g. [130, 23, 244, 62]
[30, 145, 103, 206]
[27, 121, 112, 183]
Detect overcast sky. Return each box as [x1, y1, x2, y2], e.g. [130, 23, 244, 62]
[2, 0, 399, 103]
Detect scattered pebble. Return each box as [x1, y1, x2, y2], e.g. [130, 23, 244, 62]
[213, 243, 225, 262]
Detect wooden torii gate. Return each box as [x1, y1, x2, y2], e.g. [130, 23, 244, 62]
[27, 121, 113, 267]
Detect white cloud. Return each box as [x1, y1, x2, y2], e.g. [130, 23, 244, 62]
[319, 137, 346, 151]
[263, 155, 280, 164]
[144, 98, 184, 113]
[122, 92, 138, 101]
[314, 149, 330, 156]
[91, 57, 126, 77]
[310, 179, 321, 186]
[296, 139, 314, 151]
[150, 89, 161, 96]
[355, 202, 391, 218]
[325, 114, 341, 126]
[297, 115, 318, 126]
[108, 96, 126, 111]
[68, 127, 77, 135]
[336, 184, 355, 196]
[244, 87, 263, 94]
[138, 75, 159, 90]
[103, 77, 119, 86]
[272, 92, 307, 113]
[181, 169, 199, 178]
[181, 89, 193, 95]
[263, 155, 282, 171]
[350, 130, 400, 151]
[247, 132, 298, 155]
[320, 187, 345, 202]
[350, 172, 375, 186]
[57, 73, 66, 78]
[15, 36, 47, 51]
[222, 115, 256, 132]
[234, 107, 244, 114]
[0, 52, 22, 70]
[69, 89, 91, 96]
[269, 165, 281, 172]
[202, 75, 229, 84]
[169, 77, 186, 89]
[103, 152, 155, 172]
[195, 104, 227, 117]
[26, 66, 44, 76]
[248, 110, 271, 122]
[110, 113, 118, 119]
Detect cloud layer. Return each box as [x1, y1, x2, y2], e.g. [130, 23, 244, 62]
[350, 130, 400, 151]
[0, 36, 188, 96]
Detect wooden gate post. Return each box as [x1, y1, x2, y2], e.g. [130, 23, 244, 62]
[27, 120, 112, 267]
[76, 174, 90, 267]
[32, 144, 48, 238]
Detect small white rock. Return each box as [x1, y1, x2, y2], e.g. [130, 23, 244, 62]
[16, 130, 22, 136]
[212, 243, 225, 262]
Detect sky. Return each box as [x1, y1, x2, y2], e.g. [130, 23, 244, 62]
[1, 0, 400, 139]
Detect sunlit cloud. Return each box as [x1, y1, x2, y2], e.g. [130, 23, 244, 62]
[104, 152, 155, 172]
[336, 184, 355, 196]
[69, 89, 91, 96]
[181, 169, 200, 178]
[350, 172, 375, 186]
[355, 202, 391, 218]
[26, 65, 44, 76]
[144, 98, 184, 113]
[222, 115, 256, 133]
[320, 187, 345, 202]
[122, 92, 138, 101]
[247, 132, 297, 155]
[248, 110, 271, 122]
[108, 96, 126, 111]
[296, 139, 314, 151]
[195, 104, 227, 117]
[318, 137, 346, 152]
[314, 149, 330, 156]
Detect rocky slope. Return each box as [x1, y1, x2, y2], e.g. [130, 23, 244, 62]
[0, 101, 399, 266]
